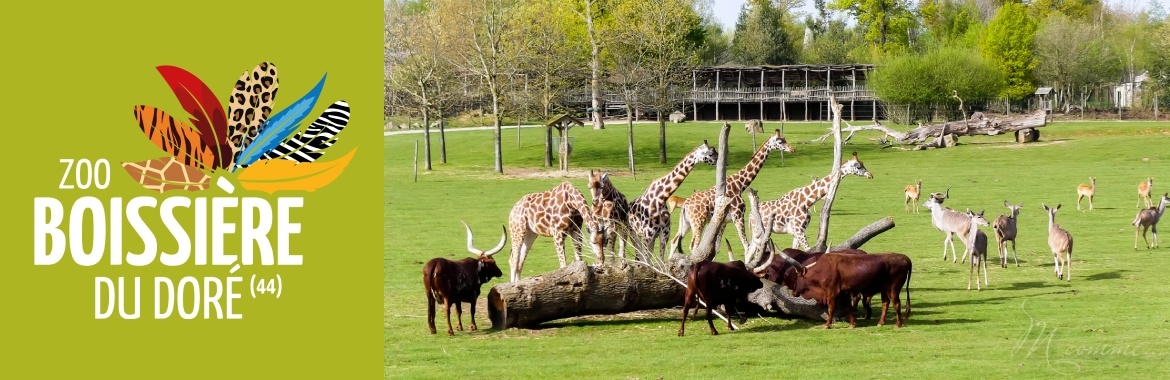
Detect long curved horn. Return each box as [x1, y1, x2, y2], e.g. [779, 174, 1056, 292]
[752, 244, 776, 274]
[462, 221, 483, 255]
[944, 185, 951, 199]
[484, 225, 508, 257]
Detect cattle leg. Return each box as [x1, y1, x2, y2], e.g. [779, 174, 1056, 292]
[426, 291, 437, 334]
[455, 302, 464, 331]
[469, 298, 478, 331]
[706, 304, 718, 335]
[678, 293, 692, 337]
[893, 290, 904, 328]
[443, 299, 454, 336]
[877, 292, 890, 327]
[724, 304, 735, 332]
[824, 293, 836, 329]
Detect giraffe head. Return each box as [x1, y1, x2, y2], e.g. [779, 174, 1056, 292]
[587, 170, 611, 205]
[840, 151, 874, 179]
[764, 129, 796, 154]
[691, 140, 718, 166]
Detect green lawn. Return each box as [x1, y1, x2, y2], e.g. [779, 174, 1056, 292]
[385, 120, 1170, 379]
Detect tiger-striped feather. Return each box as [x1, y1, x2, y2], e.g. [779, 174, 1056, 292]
[227, 62, 279, 169]
[134, 105, 216, 170]
[255, 101, 351, 163]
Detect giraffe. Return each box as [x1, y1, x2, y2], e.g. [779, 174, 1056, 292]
[507, 181, 604, 283]
[760, 152, 874, 250]
[587, 170, 631, 262]
[670, 130, 794, 257]
[627, 140, 719, 261]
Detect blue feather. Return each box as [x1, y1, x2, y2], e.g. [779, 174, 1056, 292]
[232, 73, 328, 171]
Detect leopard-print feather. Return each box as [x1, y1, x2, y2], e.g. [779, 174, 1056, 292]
[226, 62, 279, 168]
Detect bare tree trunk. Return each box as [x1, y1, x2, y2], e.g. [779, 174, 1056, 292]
[812, 98, 844, 252]
[492, 87, 503, 174]
[423, 106, 432, 171]
[658, 113, 667, 164]
[627, 104, 636, 175]
[544, 126, 553, 167]
[583, 1, 605, 131]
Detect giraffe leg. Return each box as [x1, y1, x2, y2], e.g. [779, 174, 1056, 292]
[569, 228, 585, 263]
[688, 210, 707, 254]
[733, 216, 749, 262]
[553, 233, 569, 268]
[511, 230, 538, 283]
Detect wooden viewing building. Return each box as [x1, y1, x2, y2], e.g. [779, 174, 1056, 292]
[566, 64, 883, 122]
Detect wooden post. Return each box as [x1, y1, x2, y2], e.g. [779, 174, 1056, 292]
[738, 70, 743, 121]
[760, 68, 765, 120]
[413, 140, 418, 183]
[692, 69, 698, 121]
[716, 70, 721, 121]
[781, 69, 787, 121]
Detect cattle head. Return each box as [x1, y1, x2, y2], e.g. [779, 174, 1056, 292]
[841, 151, 874, 179]
[462, 221, 506, 283]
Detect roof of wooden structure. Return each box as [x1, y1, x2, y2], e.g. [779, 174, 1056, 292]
[1034, 87, 1053, 95]
[545, 114, 584, 129]
[692, 64, 876, 73]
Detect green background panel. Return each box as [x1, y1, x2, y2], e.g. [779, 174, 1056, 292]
[1, 1, 383, 378]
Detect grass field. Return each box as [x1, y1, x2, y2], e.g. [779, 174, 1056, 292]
[385, 119, 1170, 379]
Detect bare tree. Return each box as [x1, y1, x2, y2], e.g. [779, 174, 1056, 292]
[387, 2, 451, 171]
[572, 0, 608, 130]
[440, 0, 521, 173]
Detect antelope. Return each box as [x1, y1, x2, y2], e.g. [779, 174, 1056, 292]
[1076, 177, 1096, 211]
[962, 209, 991, 290]
[904, 179, 922, 213]
[992, 201, 1023, 268]
[1133, 193, 1170, 250]
[1043, 204, 1074, 281]
[923, 187, 975, 263]
[1138, 178, 1154, 209]
[667, 194, 687, 214]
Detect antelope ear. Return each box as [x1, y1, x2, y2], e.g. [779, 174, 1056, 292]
[1004, 200, 1010, 207]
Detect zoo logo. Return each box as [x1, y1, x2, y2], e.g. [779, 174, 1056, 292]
[122, 62, 357, 194]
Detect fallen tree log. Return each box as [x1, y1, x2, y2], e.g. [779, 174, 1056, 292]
[810, 109, 1048, 146]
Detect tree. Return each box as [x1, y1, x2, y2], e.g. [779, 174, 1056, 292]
[514, 0, 587, 121]
[803, 19, 864, 64]
[1033, 14, 1120, 114]
[1029, 0, 1101, 20]
[572, 0, 609, 130]
[981, 1, 1039, 100]
[729, 0, 799, 65]
[609, 0, 703, 164]
[439, 0, 521, 173]
[830, 0, 917, 53]
[694, 0, 733, 65]
[871, 47, 1004, 115]
[919, 0, 983, 48]
[386, 1, 452, 171]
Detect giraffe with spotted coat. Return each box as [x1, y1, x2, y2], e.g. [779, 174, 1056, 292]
[627, 141, 719, 261]
[760, 152, 874, 250]
[506, 181, 604, 283]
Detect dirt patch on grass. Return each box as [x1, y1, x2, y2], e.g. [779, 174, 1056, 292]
[499, 168, 635, 180]
[979, 140, 1067, 150]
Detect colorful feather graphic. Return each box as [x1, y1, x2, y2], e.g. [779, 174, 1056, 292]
[226, 62, 280, 169]
[155, 66, 231, 169]
[231, 73, 327, 171]
[133, 105, 216, 170]
[253, 101, 350, 164]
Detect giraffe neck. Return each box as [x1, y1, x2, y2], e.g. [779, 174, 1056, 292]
[726, 142, 773, 195]
[646, 152, 699, 203]
[798, 172, 842, 208]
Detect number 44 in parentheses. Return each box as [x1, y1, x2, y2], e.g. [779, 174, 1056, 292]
[60, 158, 111, 190]
[250, 274, 283, 299]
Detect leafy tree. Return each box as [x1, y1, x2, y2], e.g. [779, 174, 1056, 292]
[571, 0, 610, 130]
[830, 0, 917, 53]
[609, 0, 702, 164]
[980, 1, 1039, 100]
[919, 0, 983, 48]
[514, 0, 588, 120]
[694, 0, 732, 65]
[386, 0, 454, 170]
[730, 0, 799, 65]
[871, 47, 1004, 107]
[1029, 0, 1101, 20]
[803, 19, 865, 63]
[1033, 14, 1120, 113]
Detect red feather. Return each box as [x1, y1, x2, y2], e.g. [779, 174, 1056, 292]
[155, 66, 231, 169]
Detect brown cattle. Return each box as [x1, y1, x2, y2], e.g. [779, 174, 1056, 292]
[423, 222, 507, 335]
[790, 252, 913, 328]
[758, 248, 875, 319]
[678, 254, 776, 336]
